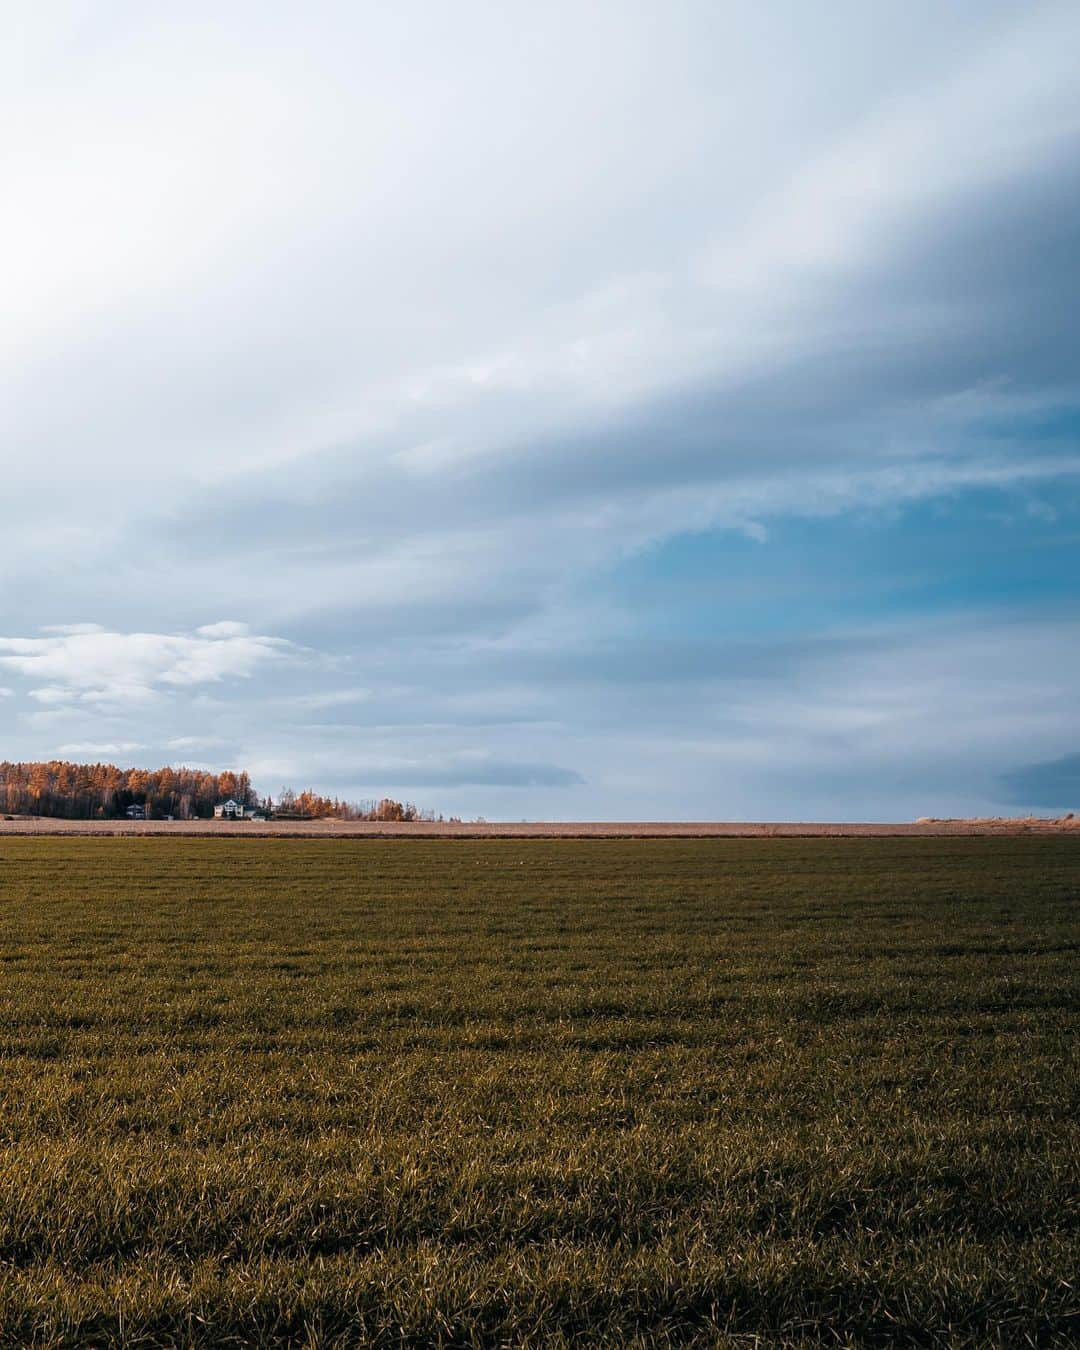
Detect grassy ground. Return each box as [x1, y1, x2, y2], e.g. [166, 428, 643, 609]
[0, 837, 1075, 1346]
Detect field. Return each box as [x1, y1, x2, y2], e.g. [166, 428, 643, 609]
[0, 838, 1075, 1346]
[1, 817, 1078, 837]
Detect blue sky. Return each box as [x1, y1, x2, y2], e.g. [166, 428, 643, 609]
[2, 1, 1079, 819]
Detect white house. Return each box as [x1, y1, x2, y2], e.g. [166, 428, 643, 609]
[213, 799, 246, 819]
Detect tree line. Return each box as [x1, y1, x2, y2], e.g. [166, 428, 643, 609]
[272, 788, 435, 822]
[0, 761, 435, 822]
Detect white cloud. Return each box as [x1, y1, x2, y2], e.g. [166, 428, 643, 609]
[703, 5, 1080, 296]
[56, 741, 146, 757]
[0, 625, 295, 706]
[195, 621, 250, 638]
[27, 687, 74, 705]
[166, 735, 222, 750]
[288, 689, 372, 710]
[40, 622, 106, 635]
[4, 2, 1070, 512]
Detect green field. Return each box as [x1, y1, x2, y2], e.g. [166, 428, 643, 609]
[0, 837, 1075, 1346]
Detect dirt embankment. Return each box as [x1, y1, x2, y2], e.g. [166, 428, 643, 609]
[0, 817, 1076, 838]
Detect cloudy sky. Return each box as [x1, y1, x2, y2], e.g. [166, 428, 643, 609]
[3, 1, 1079, 819]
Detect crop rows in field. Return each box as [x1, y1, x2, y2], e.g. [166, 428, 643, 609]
[0, 837, 1074, 1345]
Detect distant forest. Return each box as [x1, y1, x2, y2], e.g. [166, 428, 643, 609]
[0, 761, 433, 822]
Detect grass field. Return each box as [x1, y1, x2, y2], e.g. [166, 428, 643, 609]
[0, 837, 1075, 1346]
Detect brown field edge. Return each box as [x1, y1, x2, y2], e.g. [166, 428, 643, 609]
[0, 817, 1076, 838]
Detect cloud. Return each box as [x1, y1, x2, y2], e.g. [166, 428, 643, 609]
[40, 623, 107, 635]
[166, 735, 223, 751]
[28, 687, 80, 705]
[195, 621, 250, 638]
[288, 689, 372, 710]
[249, 751, 584, 791]
[0, 624, 295, 706]
[371, 758, 585, 789]
[998, 753, 1080, 809]
[56, 741, 146, 757]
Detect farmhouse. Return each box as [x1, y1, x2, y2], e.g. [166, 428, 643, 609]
[213, 799, 247, 820]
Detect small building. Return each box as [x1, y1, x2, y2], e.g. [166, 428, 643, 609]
[213, 799, 246, 820]
[125, 804, 146, 820]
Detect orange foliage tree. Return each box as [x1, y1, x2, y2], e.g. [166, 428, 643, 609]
[0, 762, 438, 822]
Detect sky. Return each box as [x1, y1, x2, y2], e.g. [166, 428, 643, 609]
[2, 0, 1079, 820]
